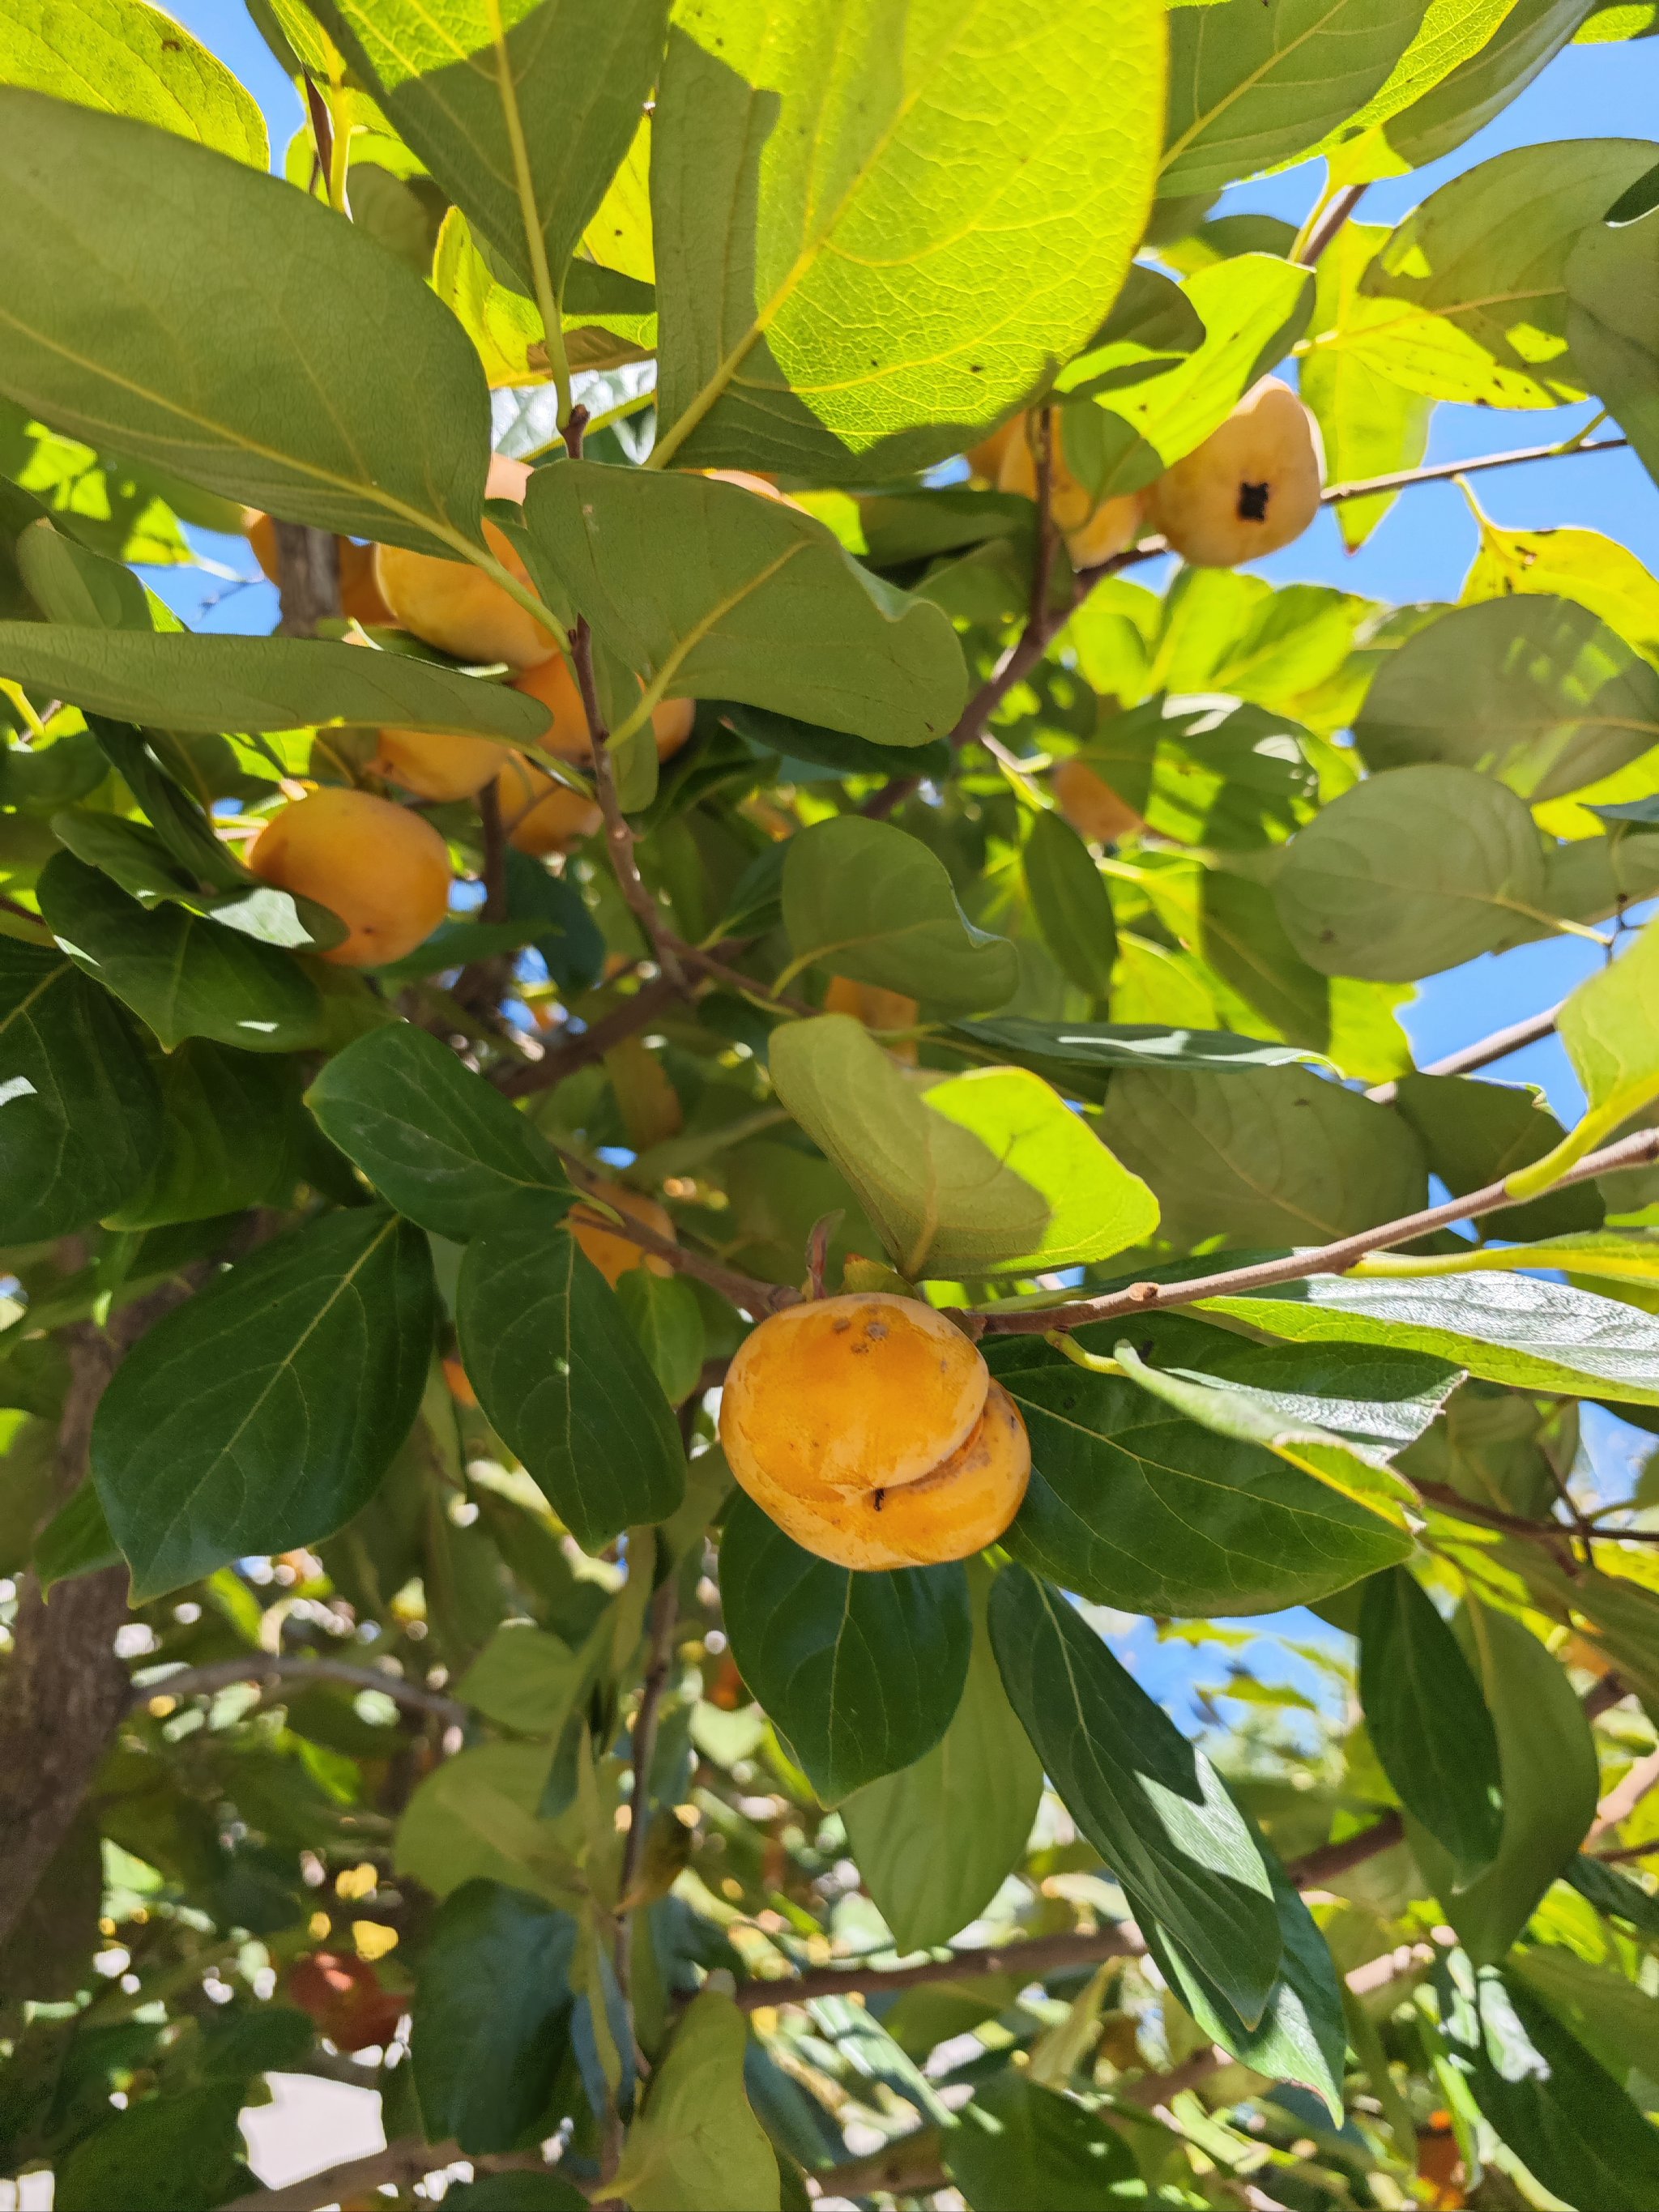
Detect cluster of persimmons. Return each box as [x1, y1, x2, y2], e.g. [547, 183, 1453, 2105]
[235, 381, 1320, 1570]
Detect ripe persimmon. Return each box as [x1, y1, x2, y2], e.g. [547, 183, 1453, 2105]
[1147, 377, 1324, 567]
[493, 753, 603, 855]
[512, 653, 697, 765]
[248, 786, 451, 965]
[373, 727, 513, 802]
[998, 413, 1145, 567]
[571, 1178, 676, 1285]
[719, 1292, 1030, 1570]
[373, 454, 558, 671]
[1051, 758, 1144, 845]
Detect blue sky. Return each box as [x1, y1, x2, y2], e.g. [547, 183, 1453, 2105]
[143, 5, 1658, 1724]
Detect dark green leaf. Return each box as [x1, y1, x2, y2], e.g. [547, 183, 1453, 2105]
[723, 702, 952, 785]
[1358, 1568, 1503, 1886]
[719, 1492, 972, 1803]
[945, 2072, 1138, 2210]
[0, 88, 493, 552]
[38, 855, 325, 1054]
[1439, 1954, 1659, 2208]
[413, 1879, 577, 2155]
[1568, 1851, 1659, 1940]
[0, 934, 161, 1240]
[456, 1213, 684, 1550]
[992, 1329, 1413, 1617]
[92, 1207, 437, 1598]
[953, 1014, 1323, 1092]
[615, 1268, 705, 1405]
[988, 1562, 1282, 2026]
[1023, 812, 1116, 1001]
[0, 626, 551, 739]
[1354, 596, 1659, 802]
[54, 2085, 245, 2212]
[1145, 1841, 1345, 2120]
[783, 819, 1017, 1013]
[1393, 1073, 1601, 1241]
[522, 462, 965, 748]
[1097, 1063, 1426, 1251]
[1567, 202, 1659, 491]
[311, 0, 669, 297]
[842, 1562, 1043, 1952]
[105, 1040, 296, 1230]
[16, 516, 155, 629]
[308, 1022, 571, 1240]
[33, 1483, 119, 1593]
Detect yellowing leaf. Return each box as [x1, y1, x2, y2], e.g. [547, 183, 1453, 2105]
[1508, 920, 1659, 1195]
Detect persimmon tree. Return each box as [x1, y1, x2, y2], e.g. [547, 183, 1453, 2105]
[6, 0, 1659, 2206]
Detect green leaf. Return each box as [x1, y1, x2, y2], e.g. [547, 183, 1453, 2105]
[1381, 0, 1592, 169]
[413, 1880, 578, 2156]
[1347, 139, 1658, 407]
[0, 935, 161, 1240]
[992, 1328, 1415, 1617]
[1161, 0, 1423, 197]
[1439, 1955, 1659, 2206]
[1023, 812, 1117, 1001]
[307, 1021, 572, 1240]
[945, 2073, 1139, 2210]
[648, 0, 1165, 477]
[522, 462, 964, 748]
[1418, 1604, 1600, 1963]
[0, 88, 492, 552]
[1392, 1073, 1602, 1241]
[1086, 693, 1319, 851]
[1097, 1063, 1425, 1249]
[34, 1481, 119, 1593]
[953, 1013, 1325, 1087]
[1059, 256, 1314, 488]
[0, 0, 268, 167]
[1498, 923, 1659, 1200]
[611, 1990, 779, 2212]
[1299, 224, 1431, 552]
[718, 1491, 971, 1802]
[989, 1562, 1281, 2026]
[54, 2086, 245, 2212]
[782, 819, 1016, 1013]
[1355, 595, 1659, 801]
[1568, 1850, 1659, 1941]
[769, 1016, 1158, 1278]
[310, 0, 668, 303]
[1201, 1270, 1659, 1404]
[16, 514, 156, 629]
[842, 1562, 1043, 1952]
[1145, 1841, 1346, 2120]
[92, 1207, 437, 1599]
[455, 1213, 684, 1550]
[1307, 0, 1520, 158]
[1358, 1568, 1503, 1886]
[458, 1621, 588, 1736]
[0, 626, 551, 739]
[104, 1041, 296, 1230]
[1566, 203, 1659, 488]
[396, 1741, 578, 1903]
[1514, 1942, 1659, 2085]
[1272, 764, 1548, 981]
[615, 1268, 706, 1405]
[37, 855, 325, 1055]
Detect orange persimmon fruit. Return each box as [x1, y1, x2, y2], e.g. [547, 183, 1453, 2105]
[248, 786, 451, 966]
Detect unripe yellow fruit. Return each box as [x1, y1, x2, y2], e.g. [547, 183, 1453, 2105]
[719, 1292, 1030, 1571]
[1147, 377, 1324, 568]
[373, 727, 513, 802]
[964, 419, 1020, 484]
[248, 786, 452, 966]
[511, 654, 697, 765]
[998, 413, 1145, 568]
[373, 454, 559, 671]
[1051, 758, 1144, 845]
[571, 1178, 676, 1285]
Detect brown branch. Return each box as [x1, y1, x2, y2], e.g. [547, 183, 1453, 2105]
[1367, 1003, 1564, 1105]
[224, 2137, 550, 2212]
[131, 1652, 467, 1727]
[0, 1281, 198, 1946]
[477, 778, 508, 925]
[495, 972, 684, 1098]
[730, 1922, 1146, 2011]
[975, 1124, 1659, 1334]
[615, 1573, 680, 2007]
[573, 619, 684, 987]
[561, 1151, 795, 1317]
[1323, 437, 1627, 506]
[1289, 1813, 1405, 1888]
[665, 934, 817, 1019]
[1296, 184, 1367, 268]
[1416, 1477, 1659, 1549]
[271, 521, 342, 637]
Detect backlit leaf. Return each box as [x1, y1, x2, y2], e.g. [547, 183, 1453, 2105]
[0, 0, 267, 167]
[611, 1991, 779, 2212]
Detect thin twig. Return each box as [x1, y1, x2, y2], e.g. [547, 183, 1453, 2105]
[495, 973, 684, 1098]
[668, 935, 815, 1018]
[1323, 437, 1627, 506]
[1367, 1003, 1564, 1105]
[615, 1574, 680, 2005]
[574, 619, 685, 989]
[972, 1124, 1659, 1333]
[477, 778, 508, 925]
[1295, 183, 1368, 268]
[561, 1152, 793, 1316]
[131, 1653, 467, 1727]
[1417, 1477, 1659, 1549]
